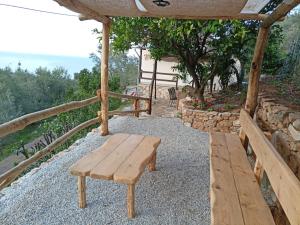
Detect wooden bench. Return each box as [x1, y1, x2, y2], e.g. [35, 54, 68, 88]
[69, 133, 161, 218]
[210, 109, 300, 225]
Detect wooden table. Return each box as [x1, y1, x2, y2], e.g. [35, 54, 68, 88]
[70, 133, 161, 218]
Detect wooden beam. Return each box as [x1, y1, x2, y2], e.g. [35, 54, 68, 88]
[0, 96, 99, 138]
[261, 0, 300, 28]
[78, 13, 111, 24]
[100, 21, 111, 136]
[239, 26, 270, 147]
[55, 0, 111, 24]
[240, 109, 300, 225]
[0, 117, 99, 190]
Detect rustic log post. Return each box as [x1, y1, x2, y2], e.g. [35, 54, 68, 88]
[146, 99, 151, 115]
[148, 152, 157, 172]
[254, 159, 264, 185]
[149, 60, 157, 115]
[239, 27, 270, 148]
[78, 176, 86, 208]
[133, 99, 140, 117]
[138, 48, 143, 84]
[127, 184, 135, 218]
[100, 21, 111, 136]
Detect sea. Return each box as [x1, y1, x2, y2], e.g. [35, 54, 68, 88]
[0, 51, 95, 77]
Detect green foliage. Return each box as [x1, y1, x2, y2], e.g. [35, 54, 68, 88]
[279, 12, 300, 81]
[111, 13, 283, 100]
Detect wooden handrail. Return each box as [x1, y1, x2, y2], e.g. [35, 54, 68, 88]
[109, 109, 148, 116]
[0, 89, 152, 189]
[0, 96, 99, 138]
[141, 70, 179, 76]
[106, 91, 150, 101]
[0, 117, 99, 190]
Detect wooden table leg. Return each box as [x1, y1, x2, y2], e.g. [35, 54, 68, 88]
[78, 176, 86, 208]
[148, 152, 156, 172]
[127, 184, 135, 218]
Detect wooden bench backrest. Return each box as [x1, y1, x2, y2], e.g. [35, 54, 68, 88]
[240, 109, 300, 225]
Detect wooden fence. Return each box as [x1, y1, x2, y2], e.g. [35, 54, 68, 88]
[0, 91, 151, 190]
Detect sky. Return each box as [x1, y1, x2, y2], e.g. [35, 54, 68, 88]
[0, 0, 101, 57]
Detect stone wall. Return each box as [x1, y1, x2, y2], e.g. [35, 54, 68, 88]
[256, 93, 300, 225]
[178, 99, 240, 133]
[257, 94, 300, 179]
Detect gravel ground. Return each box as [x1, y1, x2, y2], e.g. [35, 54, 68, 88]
[0, 116, 210, 225]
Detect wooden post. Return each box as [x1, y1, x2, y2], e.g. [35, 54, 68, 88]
[154, 71, 157, 99]
[127, 184, 135, 218]
[149, 60, 157, 115]
[254, 159, 264, 185]
[133, 99, 140, 117]
[78, 176, 86, 208]
[100, 22, 111, 136]
[239, 27, 270, 148]
[148, 152, 156, 172]
[138, 48, 143, 84]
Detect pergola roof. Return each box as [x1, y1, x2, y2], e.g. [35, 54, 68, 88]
[55, 0, 273, 22]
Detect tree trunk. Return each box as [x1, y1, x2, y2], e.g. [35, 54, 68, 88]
[194, 86, 205, 102]
[236, 61, 245, 90]
[209, 76, 214, 94]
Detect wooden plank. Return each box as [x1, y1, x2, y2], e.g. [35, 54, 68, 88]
[210, 132, 245, 225]
[69, 133, 130, 176]
[0, 96, 99, 138]
[0, 117, 99, 190]
[240, 109, 300, 225]
[225, 133, 275, 225]
[90, 135, 144, 180]
[114, 136, 161, 184]
[100, 21, 111, 136]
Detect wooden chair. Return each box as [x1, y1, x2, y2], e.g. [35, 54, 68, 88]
[168, 87, 177, 107]
[210, 109, 300, 225]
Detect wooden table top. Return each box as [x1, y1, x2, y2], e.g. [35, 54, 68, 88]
[70, 133, 161, 184]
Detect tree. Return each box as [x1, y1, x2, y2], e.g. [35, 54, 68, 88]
[0, 83, 23, 124]
[111, 18, 248, 101]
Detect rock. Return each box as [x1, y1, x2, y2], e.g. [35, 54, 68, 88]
[288, 124, 300, 141]
[293, 119, 300, 131]
[233, 120, 240, 127]
[289, 112, 300, 123]
[184, 122, 191, 127]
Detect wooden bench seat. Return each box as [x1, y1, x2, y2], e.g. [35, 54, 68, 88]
[70, 133, 161, 218]
[210, 109, 300, 225]
[210, 132, 275, 225]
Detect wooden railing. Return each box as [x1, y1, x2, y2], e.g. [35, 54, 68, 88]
[0, 91, 151, 190]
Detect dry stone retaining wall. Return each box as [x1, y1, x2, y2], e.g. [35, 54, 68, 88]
[179, 99, 240, 134]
